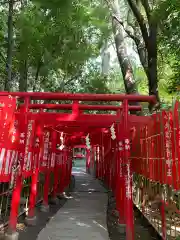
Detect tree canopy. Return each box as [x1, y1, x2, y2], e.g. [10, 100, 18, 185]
[0, 0, 179, 109]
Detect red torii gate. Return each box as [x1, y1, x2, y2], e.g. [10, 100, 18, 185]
[0, 92, 156, 240]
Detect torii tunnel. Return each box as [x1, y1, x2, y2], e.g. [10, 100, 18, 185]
[0, 92, 179, 240]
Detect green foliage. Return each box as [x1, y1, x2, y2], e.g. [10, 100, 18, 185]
[157, 0, 180, 94]
[0, 0, 111, 92]
[0, 0, 179, 106]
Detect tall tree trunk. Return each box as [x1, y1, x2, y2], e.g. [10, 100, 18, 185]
[19, 60, 28, 92]
[112, 15, 142, 115]
[101, 41, 110, 75]
[109, 0, 139, 96]
[112, 17, 138, 94]
[33, 60, 42, 92]
[4, 0, 14, 91]
[125, 0, 160, 110]
[147, 21, 159, 110]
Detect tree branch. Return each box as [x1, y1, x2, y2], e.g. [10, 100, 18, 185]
[112, 14, 139, 43]
[140, 0, 151, 21]
[60, 69, 83, 91]
[126, 0, 149, 47]
[0, 0, 18, 4]
[112, 14, 148, 77]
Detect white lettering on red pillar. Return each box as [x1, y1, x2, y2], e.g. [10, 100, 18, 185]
[163, 112, 172, 178]
[19, 130, 26, 172]
[110, 124, 116, 140]
[24, 120, 33, 171]
[42, 132, 50, 167]
[9, 120, 18, 178]
[50, 138, 56, 168]
[33, 136, 40, 172]
[125, 139, 130, 150]
[125, 163, 132, 200]
[19, 132, 25, 145]
[118, 141, 123, 177]
[10, 159, 21, 189]
[11, 120, 18, 143]
[124, 138, 132, 200]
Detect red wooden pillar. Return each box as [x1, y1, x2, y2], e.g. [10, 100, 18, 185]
[26, 123, 43, 224]
[161, 200, 167, 240]
[64, 149, 68, 188]
[57, 149, 64, 195]
[63, 149, 68, 192]
[59, 149, 66, 193]
[111, 136, 117, 193]
[99, 131, 104, 180]
[123, 99, 134, 240]
[69, 148, 73, 184]
[98, 146, 101, 179]
[101, 132, 105, 181]
[111, 138, 116, 190]
[86, 148, 88, 172]
[66, 148, 71, 187]
[66, 148, 72, 187]
[108, 137, 112, 187]
[95, 146, 98, 178]
[86, 149, 91, 173]
[55, 148, 61, 195]
[8, 97, 30, 237]
[91, 146, 94, 175]
[97, 146, 101, 179]
[116, 122, 125, 223]
[104, 135, 108, 186]
[41, 130, 51, 212]
[51, 131, 60, 202]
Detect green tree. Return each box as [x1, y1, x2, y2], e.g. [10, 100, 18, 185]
[157, 0, 180, 94]
[1, 0, 111, 93]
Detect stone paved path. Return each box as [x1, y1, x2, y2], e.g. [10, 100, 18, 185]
[37, 167, 109, 240]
